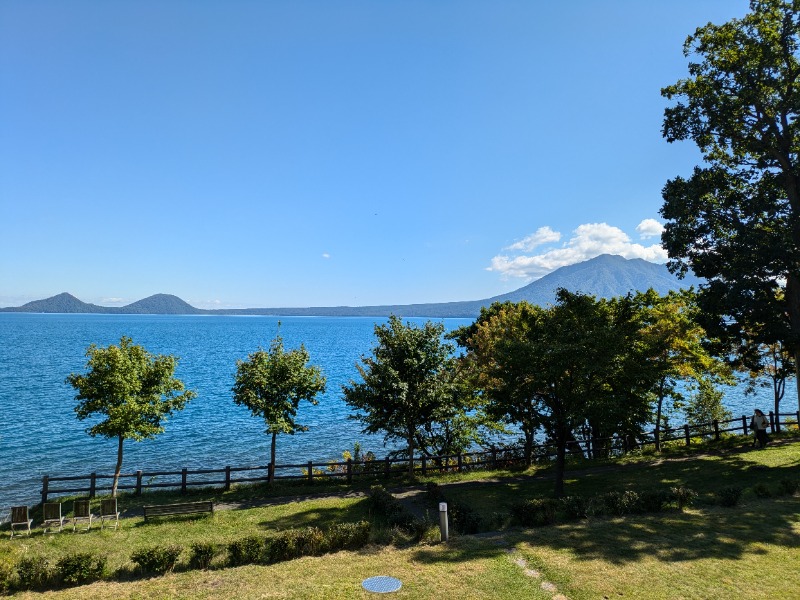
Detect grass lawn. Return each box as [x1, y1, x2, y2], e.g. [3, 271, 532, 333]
[3, 435, 799, 599]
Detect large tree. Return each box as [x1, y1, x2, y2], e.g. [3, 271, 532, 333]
[342, 315, 458, 474]
[232, 334, 326, 480]
[462, 291, 651, 497]
[661, 0, 800, 411]
[66, 336, 196, 496]
[636, 289, 732, 451]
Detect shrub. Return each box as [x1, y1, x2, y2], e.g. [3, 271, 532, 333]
[448, 501, 482, 534]
[559, 495, 588, 520]
[715, 486, 743, 507]
[510, 498, 559, 527]
[227, 536, 265, 566]
[324, 521, 371, 551]
[16, 556, 51, 590]
[642, 489, 673, 513]
[368, 485, 414, 529]
[0, 555, 13, 595]
[55, 552, 106, 586]
[751, 483, 772, 498]
[130, 545, 183, 574]
[778, 478, 798, 496]
[598, 491, 641, 516]
[670, 486, 698, 510]
[266, 528, 324, 563]
[189, 542, 216, 570]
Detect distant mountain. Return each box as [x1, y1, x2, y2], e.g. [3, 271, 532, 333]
[1, 255, 701, 318]
[121, 294, 203, 315]
[2, 292, 108, 314]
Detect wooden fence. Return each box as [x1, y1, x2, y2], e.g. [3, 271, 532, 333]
[39, 411, 799, 504]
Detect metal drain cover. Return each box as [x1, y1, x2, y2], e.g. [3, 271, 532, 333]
[362, 576, 402, 593]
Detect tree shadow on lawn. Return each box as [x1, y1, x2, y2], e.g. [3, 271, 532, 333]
[258, 497, 372, 530]
[513, 497, 799, 566]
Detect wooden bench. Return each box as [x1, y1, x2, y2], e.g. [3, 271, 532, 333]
[143, 501, 214, 522]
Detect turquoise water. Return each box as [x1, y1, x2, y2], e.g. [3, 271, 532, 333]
[0, 313, 783, 508]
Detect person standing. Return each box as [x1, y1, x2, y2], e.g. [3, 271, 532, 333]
[750, 409, 770, 449]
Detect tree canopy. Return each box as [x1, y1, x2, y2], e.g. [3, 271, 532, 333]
[66, 336, 195, 496]
[661, 0, 800, 410]
[342, 315, 462, 474]
[232, 334, 326, 478]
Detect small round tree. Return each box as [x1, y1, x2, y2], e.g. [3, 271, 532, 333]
[232, 334, 326, 480]
[66, 336, 196, 496]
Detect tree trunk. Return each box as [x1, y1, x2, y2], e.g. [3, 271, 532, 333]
[654, 380, 665, 452]
[554, 427, 567, 498]
[112, 435, 124, 497]
[523, 428, 534, 466]
[786, 275, 800, 415]
[269, 431, 277, 483]
[407, 430, 415, 476]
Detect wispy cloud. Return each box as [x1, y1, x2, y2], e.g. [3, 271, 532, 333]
[488, 221, 668, 280]
[322, 252, 331, 259]
[102, 297, 125, 304]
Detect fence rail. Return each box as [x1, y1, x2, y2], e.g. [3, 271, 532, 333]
[39, 411, 800, 504]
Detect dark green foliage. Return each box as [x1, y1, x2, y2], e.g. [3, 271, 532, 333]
[130, 545, 183, 574]
[189, 542, 217, 570]
[639, 489, 673, 513]
[777, 478, 798, 496]
[16, 556, 51, 590]
[266, 528, 325, 562]
[324, 521, 371, 551]
[426, 482, 482, 534]
[559, 495, 588, 519]
[751, 483, 772, 499]
[227, 536, 265, 566]
[715, 486, 743, 507]
[0, 556, 13, 595]
[55, 552, 105, 586]
[368, 485, 414, 529]
[670, 486, 698, 510]
[599, 490, 643, 516]
[510, 498, 559, 527]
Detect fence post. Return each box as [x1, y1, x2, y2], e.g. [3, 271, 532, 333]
[89, 472, 96, 498]
[713, 420, 720, 441]
[491, 446, 497, 469]
[742, 415, 749, 436]
[346, 458, 353, 483]
[225, 466, 231, 491]
[135, 470, 143, 496]
[181, 468, 188, 494]
[384, 457, 391, 478]
[422, 456, 427, 476]
[268, 463, 274, 484]
[684, 424, 691, 446]
[769, 411, 775, 433]
[796, 411, 800, 431]
[457, 453, 463, 472]
[41, 476, 49, 504]
[308, 461, 313, 483]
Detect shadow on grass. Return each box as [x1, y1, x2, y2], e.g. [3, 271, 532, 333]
[513, 497, 799, 565]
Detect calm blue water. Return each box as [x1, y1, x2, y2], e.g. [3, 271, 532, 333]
[0, 313, 784, 508]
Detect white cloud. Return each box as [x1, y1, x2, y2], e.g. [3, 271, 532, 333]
[488, 222, 668, 280]
[636, 218, 664, 239]
[322, 252, 331, 259]
[505, 226, 561, 252]
[102, 297, 125, 304]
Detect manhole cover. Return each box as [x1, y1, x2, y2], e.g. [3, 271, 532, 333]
[362, 576, 402, 593]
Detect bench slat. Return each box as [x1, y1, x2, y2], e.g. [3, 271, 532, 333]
[143, 501, 213, 521]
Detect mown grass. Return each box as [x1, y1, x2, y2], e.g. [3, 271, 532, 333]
[2, 433, 798, 599]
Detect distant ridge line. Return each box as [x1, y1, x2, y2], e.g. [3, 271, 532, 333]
[0, 254, 700, 318]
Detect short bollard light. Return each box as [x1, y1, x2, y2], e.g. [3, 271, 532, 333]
[439, 501, 449, 542]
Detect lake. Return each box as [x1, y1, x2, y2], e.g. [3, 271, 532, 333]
[0, 313, 782, 508]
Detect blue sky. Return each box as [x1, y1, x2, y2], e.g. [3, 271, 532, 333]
[0, 0, 749, 309]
